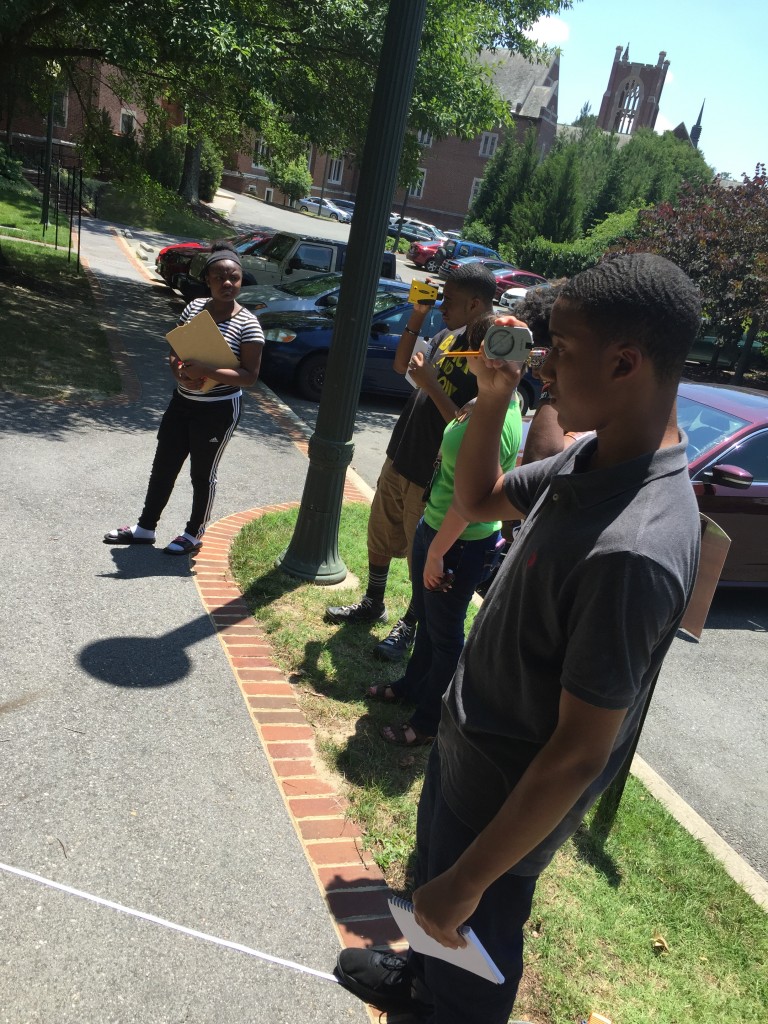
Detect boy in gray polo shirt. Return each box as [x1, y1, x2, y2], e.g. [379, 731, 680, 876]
[336, 254, 703, 1023]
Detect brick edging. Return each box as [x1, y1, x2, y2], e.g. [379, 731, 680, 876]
[190, 499, 408, 991]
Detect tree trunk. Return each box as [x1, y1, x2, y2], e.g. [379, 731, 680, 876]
[733, 315, 760, 386]
[178, 138, 202, 203]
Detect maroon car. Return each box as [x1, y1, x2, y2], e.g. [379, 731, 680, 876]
[493, 269, 549, 301]
[155, 231, 271, 291]
[680, 381, 768, 585]
[408, 240, 442, 268]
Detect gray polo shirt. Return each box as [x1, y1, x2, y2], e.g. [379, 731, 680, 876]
[439, 434, 700, 875]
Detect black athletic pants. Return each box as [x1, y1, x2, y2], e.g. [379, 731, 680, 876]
[138, 390, 241, 539]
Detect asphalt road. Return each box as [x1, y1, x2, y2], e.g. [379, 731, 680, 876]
[144, 192, 768, 882]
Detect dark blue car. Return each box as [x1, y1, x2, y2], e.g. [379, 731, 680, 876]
[256, 296, 542, 411]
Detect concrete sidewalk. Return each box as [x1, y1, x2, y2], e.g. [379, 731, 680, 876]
[0, 218, 372, 1023]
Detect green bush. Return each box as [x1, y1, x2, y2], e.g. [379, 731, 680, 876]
[0, 144, 24, 184]
[461, 219, 494, 247]
[98, 171, 188, 224]
[199, 136, 224, 203]
[384, 236, 410, 254]
[142, 125, 186, 190]
[77, 109, 140, 180]
[517, 207, 643, 278]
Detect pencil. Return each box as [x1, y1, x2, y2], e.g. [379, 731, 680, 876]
[436, 350, 482, 359]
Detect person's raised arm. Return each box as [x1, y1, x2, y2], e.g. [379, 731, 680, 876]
[392, 300, 433, 374]
[453, 348, 526, 523]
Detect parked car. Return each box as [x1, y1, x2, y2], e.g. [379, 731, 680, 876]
[427, 238, 501, 273]
[438, 256, 516, 281]
[408, 240, 442, 268]
[257, 299, 543, 412]
[497, 286, 529, 311]
[388, 218, 447, 244]
[297, 196, 352, 222]
[492, 269, 549, 301]
[443, 230, 463, 240]
[156, 232, 270, 291]
[329, 198, 356, 217]
[180, 231, 398, 299]
[257, 298, 447, 401]
[238, 274, 409, 316]
[686, 331, 767, 371]
[680, 382, 768, 585]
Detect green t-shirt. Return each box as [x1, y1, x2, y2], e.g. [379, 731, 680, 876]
[423, 397, 523, 541]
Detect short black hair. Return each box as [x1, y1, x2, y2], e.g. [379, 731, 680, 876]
[444, 262, 497, 305]
[515, 284, 563, 347]
[465, 313, 497, 351]
[204, 241, 242, 276]
[559, 253, 701, 382]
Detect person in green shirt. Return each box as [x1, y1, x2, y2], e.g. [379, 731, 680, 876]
[370, 314, 523, 747]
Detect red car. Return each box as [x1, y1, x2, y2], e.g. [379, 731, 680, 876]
[493, 269, 549, 301]
[680, 381, 768, 586]
[408, 240, 442, 268]
[155, 232, 271, 291]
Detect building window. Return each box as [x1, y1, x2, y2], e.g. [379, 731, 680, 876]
[252, 137, 271, 168]
[120, 110, 136, 135]
[479, 132, 498, 158]
[417, 129, 433, 147]
[52, 90, 68, 128]
[408, 168, 426, 199]
[327, 157, 344, 184]
[614, 80, 642, 134]
[468, 177, 483, 209]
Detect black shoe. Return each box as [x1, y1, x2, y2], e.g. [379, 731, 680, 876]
[375, 618, 415, 661]
[324, 597, 387, 625]
[334, 948, 430, 1016]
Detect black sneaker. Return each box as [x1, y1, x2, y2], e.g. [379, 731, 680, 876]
[334, 948, 431, 1016]
[324, 597, 387, 625]
[375, 618, 415, 661]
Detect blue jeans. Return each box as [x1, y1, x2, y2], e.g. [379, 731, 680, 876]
[408, 746, 538, 1024]
[391, 519, 501, 737]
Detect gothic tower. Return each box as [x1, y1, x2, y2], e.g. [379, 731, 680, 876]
[596, 45, 670, 135]
[690, 100, 705, 149]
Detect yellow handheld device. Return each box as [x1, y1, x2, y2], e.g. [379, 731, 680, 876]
[408, 279, 440, 305]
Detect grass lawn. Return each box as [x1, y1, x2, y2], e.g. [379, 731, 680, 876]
[0, 240, 121, 399]
[231, 503, 767, 1024]
[0, 182, 71, 247]
[97, 181, 229, 240]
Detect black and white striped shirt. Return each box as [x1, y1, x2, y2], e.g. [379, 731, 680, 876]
[176, 298, 264, 401]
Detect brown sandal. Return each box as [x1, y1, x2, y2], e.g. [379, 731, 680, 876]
[380, 723, 434, 748]
[367, 683, 401, 704]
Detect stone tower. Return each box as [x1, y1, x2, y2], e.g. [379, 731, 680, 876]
[596, 45, 670, 135]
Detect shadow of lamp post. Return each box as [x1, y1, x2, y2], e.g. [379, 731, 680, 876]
[277, 0, 427, 582]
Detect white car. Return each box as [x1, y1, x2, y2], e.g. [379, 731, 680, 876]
[497, 286, 529, 310]
[298, 197, 352, 223]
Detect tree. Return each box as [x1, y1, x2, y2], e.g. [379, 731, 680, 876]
[265, 156, 313, 206]
[614, 167, 768, 384]
[1, 0, 570, 199]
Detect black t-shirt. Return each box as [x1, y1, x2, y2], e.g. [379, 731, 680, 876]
[386, 327, 478, 487]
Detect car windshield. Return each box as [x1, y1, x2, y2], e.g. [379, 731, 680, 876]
[258, 234, 297, 261]
[678, 396, 750, 462]
[280, 274, 341, 296]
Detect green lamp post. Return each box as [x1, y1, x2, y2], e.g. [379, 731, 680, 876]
[276, 0, 427, 583]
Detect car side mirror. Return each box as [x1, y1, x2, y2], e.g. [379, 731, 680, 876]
[701, 463, 753, 490]
[287, 256, 302, 271]
[370, 322, 389, 335]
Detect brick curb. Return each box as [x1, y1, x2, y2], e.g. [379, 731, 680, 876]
[190, 499, 407, 1021]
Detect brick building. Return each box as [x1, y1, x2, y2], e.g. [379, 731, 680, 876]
[596, 45, 669, 136]
[1, 64, 148, 168]
[226, 49, 560, 231]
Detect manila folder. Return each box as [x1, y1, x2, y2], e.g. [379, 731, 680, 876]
[166, 309, 240, 369]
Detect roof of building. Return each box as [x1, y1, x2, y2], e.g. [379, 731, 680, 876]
[479, 49, 558, 117]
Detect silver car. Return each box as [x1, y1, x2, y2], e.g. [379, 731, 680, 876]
[298, 196, 352, 223]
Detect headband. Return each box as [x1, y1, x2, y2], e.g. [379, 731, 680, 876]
[204, 249, 242, 270]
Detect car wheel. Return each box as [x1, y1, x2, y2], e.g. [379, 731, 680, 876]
[518, 380, 534, 417]
[330, 213, 339, 221]
[300, 205, 309, 213]
[425, 258, 439, 272]
[295, 353, 327, 402]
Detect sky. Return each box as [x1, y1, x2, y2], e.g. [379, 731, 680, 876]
[525, 0, 766, 179]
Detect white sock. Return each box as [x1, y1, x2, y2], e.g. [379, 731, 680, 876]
[182, 531, 199, 544]
[131, 524, 155, 539]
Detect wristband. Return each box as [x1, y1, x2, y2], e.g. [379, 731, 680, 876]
[403, 326, 419, 337]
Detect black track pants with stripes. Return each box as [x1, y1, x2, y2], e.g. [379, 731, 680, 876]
[138, 390, 241, 538]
